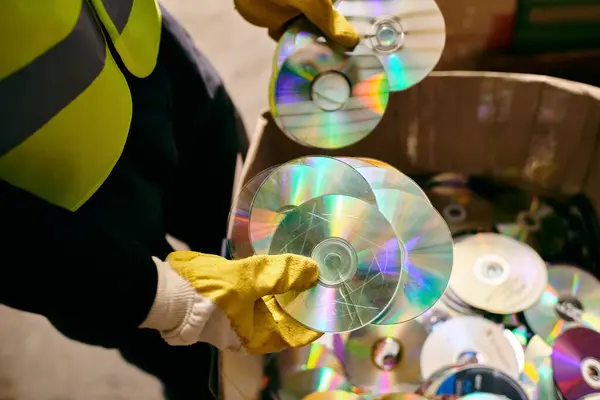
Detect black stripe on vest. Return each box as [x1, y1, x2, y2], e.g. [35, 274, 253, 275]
[101, 0, 134, 34]
[0, 1, 107, 157]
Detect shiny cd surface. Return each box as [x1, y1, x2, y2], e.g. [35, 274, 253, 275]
[271, 42, 389, 149]
[270, 195, 402, 332]
[552, 327, 600, 400]
[228, 166, 278, 259]
[523, 265, 600, 345]
[429, 365, 529, 400]
[344, 321, 428, 390]
[357, 166, 429, 202]
[274, 19, 322, 70]
[449, 233, 548, 314]
[250, 156, 376, 255]
[302, 391, 359, 400]
[336, 0, 445, 91]
[372, 189, 453, 324]
[334, 157, 375, 168]
[420, 316, 521, 380]
[279, 368, 350, 400]
[520, 335, 556, 400]
[277, 343, 345, 380]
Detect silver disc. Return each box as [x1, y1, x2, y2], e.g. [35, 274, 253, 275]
[336, 0, 446, 91]
[250, 155, 376, 255]
[344, 321, 428, 390]
[420, 316, 521, 380]
[372, 189, 453, 324]
[449, 233, 548, 314]
[270, 194, 402, 333]
[523, 264, 600, 344]
[270, 41, 390, 149]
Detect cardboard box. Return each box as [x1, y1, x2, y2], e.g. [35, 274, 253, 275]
[221, 71, 600, 400]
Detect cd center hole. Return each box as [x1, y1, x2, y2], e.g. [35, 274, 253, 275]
[588, 366, 600, 380]
[324, 253, 343, 270]
[485, 262, 504, 278]
[372, 338, 402, 371]
[310, 71, 351, 112]
[376, 24, 398, 47]
[457, 350, 484, 365]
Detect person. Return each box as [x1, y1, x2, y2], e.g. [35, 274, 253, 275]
[0, 0, 358, 398]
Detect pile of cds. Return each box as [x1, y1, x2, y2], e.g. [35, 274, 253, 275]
[268, 0, 447, 149]
[228, 155, 454, 333]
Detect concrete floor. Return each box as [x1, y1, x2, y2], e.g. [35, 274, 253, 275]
[0, 2, 274, 399]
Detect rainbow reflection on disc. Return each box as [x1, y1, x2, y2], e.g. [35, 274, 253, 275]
[344, 321, 428, 391]
[228, 166, 278, 259]
[250, 156, 376, 255]
[270, 195, 402, 333]
[552, 327, 600, 400]
[302, 390, 359, 400]
[271, 42, 389, 149]
[336, 0, 446, 91]
[372, 189, 453, 324]
[356, 166, 429, 202]
[277, 342, 345, 380]
[520, 335, 557, 400]
[274, 19, 322, 70]
[523, 265, 600, 345]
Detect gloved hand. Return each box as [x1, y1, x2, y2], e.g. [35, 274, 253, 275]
[234, 0, 359, 47]
[141, 251, 323, 354]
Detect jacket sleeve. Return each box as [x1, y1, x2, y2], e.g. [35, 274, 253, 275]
[0, 179, 158, 332]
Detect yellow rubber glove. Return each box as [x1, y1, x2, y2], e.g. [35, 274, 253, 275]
[234, 0, 359, 47]
[141, 251, 323, 354]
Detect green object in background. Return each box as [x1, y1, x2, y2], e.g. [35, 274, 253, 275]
[512, 0, 600, 53]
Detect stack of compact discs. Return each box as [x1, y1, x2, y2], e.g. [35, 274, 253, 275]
[229, 155, 453, 334]
[268, 0, 446, 149]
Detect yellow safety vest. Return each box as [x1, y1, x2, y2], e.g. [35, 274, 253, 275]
[0, 0, 161, 211]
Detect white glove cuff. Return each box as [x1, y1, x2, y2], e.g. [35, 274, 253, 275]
[141, 257, 242, 351]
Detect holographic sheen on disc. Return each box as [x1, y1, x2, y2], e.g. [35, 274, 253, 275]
[356, 166, 429, 202]
[228, 166, 278, 259]
[250, 156, 376, 255]
[279, 368, 350, 400]
[270, 195, 402, 333]
[450, 233, 548, 314]
[302, 391, 359, 400]
[344, 321, 428, 391]
[271, 42, 389, 149]
[372, 189, 453, 324]
[277, 343, 345, 380]
[520, 335, 557, 400]
[274, 19, 323, 70]
[336, 0, 446, 91]
[523, 265, 600, 345]
[420, 316, 521, 380]
[552, 327, 600, 400]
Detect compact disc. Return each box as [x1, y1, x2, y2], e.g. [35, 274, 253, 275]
[552, 327, 600, 400]
[271, 41, 389, 149]
[279, 368, 350, 400]
[520, 335, 556, 400]
[270, 194, 402, 332]
[523, 265, 600, 344]
[420, 316, 521, 380]
[449, 233, 548, 314]
[344, 321, 428, 390]
[336, 0, 445, 91]
[250, 156, 376, 255]
[335, 157, 375, 168]
[427, 365, 529, 400]
[228, 166, 278, 259]
[371, 189, 453, 324]
[303, 391, 359, 400]
[277, 343, 345, 380]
